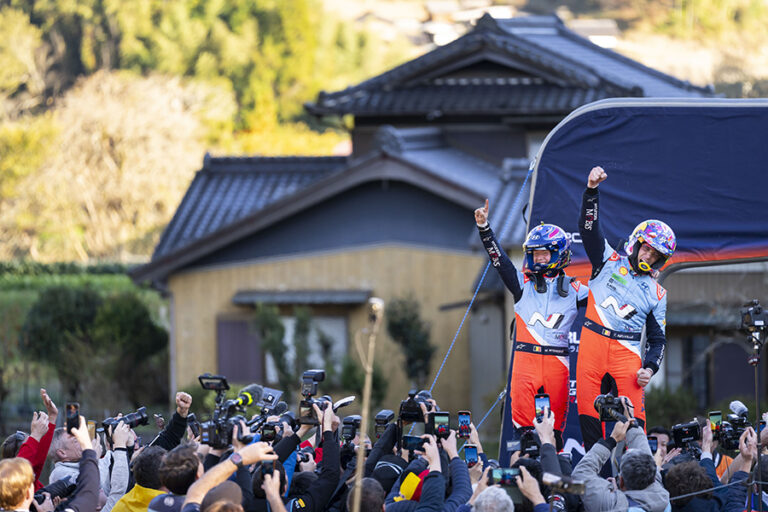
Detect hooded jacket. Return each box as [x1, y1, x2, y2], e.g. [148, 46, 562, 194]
[572, 425, 670, 512]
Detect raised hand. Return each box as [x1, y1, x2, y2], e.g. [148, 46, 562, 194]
[587, 166, 607, 188]
[474, 199, 490, 226]
[40, 389, 58, 425]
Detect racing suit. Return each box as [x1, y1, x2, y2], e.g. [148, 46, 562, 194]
[576, 187, 667, 450]
[479, 223, 587, 460]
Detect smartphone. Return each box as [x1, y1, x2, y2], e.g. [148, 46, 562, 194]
[534, 394, 550, 420]
[760, 420, 766, 433]
[506, 439, 521, 453]
[464, 444, 478, 467]
[647, 435, 658, 455]
[87, 420, 96, 440]
[402, 435, 426, 451]
[65, 402, 80, 434]
[490, 467, 521, 486]
[427, 412, 450, 439]
[709, 411, 722, 431]
[458, 410, 471, 439]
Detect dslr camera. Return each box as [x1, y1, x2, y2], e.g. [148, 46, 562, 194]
[298, 369, 330, 425]
[103, 407, 149, 430]
[519, 427, 539, 458]
[593, 394, 629, 423]
[671, 420, 702, 457]
[398, 390, 433, 423]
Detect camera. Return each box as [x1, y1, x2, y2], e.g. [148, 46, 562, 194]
[260, 422, 280, 443]
[398, 390, 432, 423]
[33, 476, 76, 506]
[198, 374, 263, 449]
[187, 413, 200, 439]
[342, 415, 362, 443]
[671, 420, 702, 457]
[103, 407, 150, 431]
[375, 409, 395, 439]
[519, 427, 539, 458]
[542, 473, 586, 495]
[298, 446, 314, 463]
[298, 370, 330, 426]
[593, 394, 628, 423]
[742, 300, 768, 333]
[718, 414, 751, 451]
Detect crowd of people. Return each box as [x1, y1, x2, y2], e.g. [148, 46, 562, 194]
[1, 385, 768, 512]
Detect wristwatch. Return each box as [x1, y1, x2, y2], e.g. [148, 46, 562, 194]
[229, 452, 244, 469]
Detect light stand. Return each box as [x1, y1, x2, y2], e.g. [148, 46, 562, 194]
[742, 299, 768, 512]
[747, 330, 764, 512]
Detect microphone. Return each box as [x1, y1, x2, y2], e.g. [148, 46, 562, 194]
[232, 384, 263, 407]
[730, 400, 749, 418]
[271, 401, 288, 416]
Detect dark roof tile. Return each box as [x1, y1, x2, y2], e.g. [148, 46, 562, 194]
[152, 156, 347, 260]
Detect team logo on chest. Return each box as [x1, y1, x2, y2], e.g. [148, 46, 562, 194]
[600, 296, 637, 319]
[528, 312, 565, 329]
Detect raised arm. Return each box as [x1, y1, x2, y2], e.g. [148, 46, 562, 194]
[579, 167, 611, 272]
[475, 199, 523, 302]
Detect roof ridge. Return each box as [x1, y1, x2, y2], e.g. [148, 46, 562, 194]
[551, 18, 713, 94]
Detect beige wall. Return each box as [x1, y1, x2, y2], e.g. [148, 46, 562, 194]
[168, 244, 485, 413]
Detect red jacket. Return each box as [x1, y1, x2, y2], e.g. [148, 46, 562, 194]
[17, 423, 55, 490]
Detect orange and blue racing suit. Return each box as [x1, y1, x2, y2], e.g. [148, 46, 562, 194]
[479, 223, 587, 460]
[577, 187, 667, 450]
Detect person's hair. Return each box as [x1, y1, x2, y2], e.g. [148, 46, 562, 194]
[133, 446, 167, 489]
[1, 432, 27, 459]
[0, 458, 35, 509]
[204, 502, 244, 512]
[160, 445, 199, 495]
[346, 478, 385, 512]
[664, 461, 712, 506]
[287, 471, 317, 499]
[251, 461, 286, 499]
[648, 426, 671, 439]
[620, 449, 657, 490]
[474, 486, 515, 512]
[50, 428, 76, 462]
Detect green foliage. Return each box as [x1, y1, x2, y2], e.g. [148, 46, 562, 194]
[92, 293, 169, 406]
[293, 307, 311, 380]
[0, 116, 57, 200]
[339, 356, 388, 409]
[21, 286, 104, 398]
[655, 0, 768, 39]
[252, 303, 291, 394]
[386, 296, 436, 390]
[644, 386, 700, 428]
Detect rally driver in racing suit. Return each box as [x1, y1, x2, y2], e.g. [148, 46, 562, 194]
[577, 166, 677, 450]
[475, 199, 588, 461]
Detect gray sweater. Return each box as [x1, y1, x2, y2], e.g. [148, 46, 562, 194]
[572, 426, 670, 512]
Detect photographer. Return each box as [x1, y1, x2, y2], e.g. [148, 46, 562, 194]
[111, 445, 167, 512]
[182, 442, 277, 512]
[0, 458, 37, 512]
[148, 445, 204, 512]
[5, 389, 59, 491]
[572, 396, 670, 512]
[37, 417, 100, 512]
[149, 392, 193, 451]
[664, 420, 752, 512]
[385, 431, 471, 512]
[250, 403, 341, 512]
[101, 423, 131, 512]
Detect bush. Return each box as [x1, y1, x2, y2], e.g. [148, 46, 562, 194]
[386, 296, 435, 390]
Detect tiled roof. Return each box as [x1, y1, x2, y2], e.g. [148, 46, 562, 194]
[152, 155, 347, 260]
[307, 14, 713, 117]
[135, 128, 530, 284]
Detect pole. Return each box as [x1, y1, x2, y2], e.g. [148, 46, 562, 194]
[351, 298, 384, 512]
